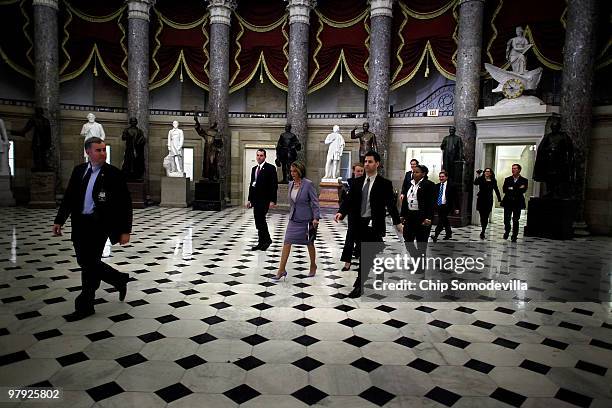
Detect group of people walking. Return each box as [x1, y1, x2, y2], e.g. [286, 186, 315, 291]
[52, 140, 530, 322]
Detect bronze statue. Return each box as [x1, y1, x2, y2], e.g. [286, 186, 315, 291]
[12, 107, 52, 171]
[350, 122, 377, 162]
[275, 124, 301, 183]
[121, 117, 146, 180]
[533, 118, 574, 198]
[440, 126, 464, 183]
[194, 116, 223, 181]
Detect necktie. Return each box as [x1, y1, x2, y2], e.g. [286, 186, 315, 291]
[255, 165, 260, 179]
[437, 183, 444, 205]
[361, 177, 370, 217]
[79, 167, 92, 212]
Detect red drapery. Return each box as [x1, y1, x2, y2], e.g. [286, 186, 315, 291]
[0, 0, 610, 93]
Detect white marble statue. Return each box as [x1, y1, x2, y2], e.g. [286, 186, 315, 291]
[506, 26, 530, 75]
[0, 118, 10, 176]
[323, 125, 345, 180]
[484, 26, 543, 103]
[164, 121, 185, 177]
[81, 113, 105, 159]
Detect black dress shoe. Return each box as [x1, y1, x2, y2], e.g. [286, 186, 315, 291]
[503, 232, 509, 240]
[251, 244, 262, 251]
[259, 241, 272, 251]
[511, 236, 518, 242]
[341, 263, 351, 272]
[117, 275, 129, 302]
[347, 288, 362, 298]
[443, 235, 452, 240]
[479, 232, 485, 240]
[63, 310, 95, 322]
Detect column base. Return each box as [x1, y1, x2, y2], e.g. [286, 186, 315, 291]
[524, 197, 577, 240]
[193, 179, 225, 211]
[127, 181, 146, 209]
[319, 180, 343, 210]
[29, 171, 56, 208]
[275, 183, 290, 211]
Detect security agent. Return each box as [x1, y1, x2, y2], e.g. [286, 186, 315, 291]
[53, 137, 132, 322]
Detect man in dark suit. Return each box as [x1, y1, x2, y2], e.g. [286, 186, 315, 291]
[53, 137, 132, 322]
[431, 170, 459, 242]
[335, 151, 402, 298]
[247, 148, 278, 251]
[401, 164, 436, 262]
[501, 163, 528, 242]
[399, 158, 419, 204]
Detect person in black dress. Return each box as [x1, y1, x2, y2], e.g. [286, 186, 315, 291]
[473, 167, 502, 239]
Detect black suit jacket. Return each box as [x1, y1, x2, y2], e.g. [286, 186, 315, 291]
[54, 163, 132, 244]
[501, 175, 528, 209]
[338, 175, 401, 238]
[434, 182, 459, 211]
[248, 162, 278, 207]
[400, 179, 436, 221]
[400, 171, 413, 196]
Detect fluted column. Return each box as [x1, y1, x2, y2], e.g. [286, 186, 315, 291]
[33, 0, 60, 182]
[207, 0, 236, 201]
[127, 0, 154, 184]
[286, 0, 315, 162]
[366, 0, 394, 173]
[559, 0, 598, 230]
[453, 0, 484, 169]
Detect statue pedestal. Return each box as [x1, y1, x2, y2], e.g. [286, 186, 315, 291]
[524, 197, 577, 240]
[29, 171, 55, 208]
[319, 180, 342, 209]
[0, 175, 15, 206]
[160, 177, 190, 208]
[127, 181, 145, 209]
[276, 183, 290, 211]
[193, 179, 225, 211]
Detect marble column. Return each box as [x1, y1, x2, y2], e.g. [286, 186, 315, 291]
[33, 0, 60, 183]
[286, 0, 315, 162]
[559, 0, 598, 230]
[366, 0, 394, 173]
[453, 0, 484, 168]
[207, 0, 236, 201]
[127, 0, 154, 185]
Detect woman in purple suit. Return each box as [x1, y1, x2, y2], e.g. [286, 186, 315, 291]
[274, 161, 320, 281]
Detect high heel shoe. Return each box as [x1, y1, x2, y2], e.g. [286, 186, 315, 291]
[307, 265, 317, 278]
[341, 263, 351, 272]
[272, 271, 287, 282]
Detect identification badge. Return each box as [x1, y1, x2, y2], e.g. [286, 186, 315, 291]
[251, 181, 256, 187]
[367, 218, 373, 227]
[97, 191, 107, 202]
[408, 199, 418, 211]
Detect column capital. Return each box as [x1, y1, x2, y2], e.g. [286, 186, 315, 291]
[208, 0, 237, 26]
[127, 0, 156, 21]
[458, 0, 485, 6]
[286, 0, 316, 25]
[369, 0, 395, 18]
[32, 0, 58, 10]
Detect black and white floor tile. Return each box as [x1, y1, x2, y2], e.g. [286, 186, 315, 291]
[0, 207, 611, 407]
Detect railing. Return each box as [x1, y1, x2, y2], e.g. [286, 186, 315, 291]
[390, 84, 455, 118]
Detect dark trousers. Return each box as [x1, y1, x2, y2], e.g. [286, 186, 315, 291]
[253, 204, 271, 244]
[479, 208, 492, 232]
[503, 206, 522, 238]
[72, 215, 127, 313]
[403, 211, 431, 272]
[433, 204, 452, 238]
[340, 218, 360, 263]
[354, 218, 383, 290]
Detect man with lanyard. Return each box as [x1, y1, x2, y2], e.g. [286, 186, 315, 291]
[53, 137, 132, 321]
[335, 151, 401, 298]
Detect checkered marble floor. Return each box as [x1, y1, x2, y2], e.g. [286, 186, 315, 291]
[0, 206, 611, 408]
